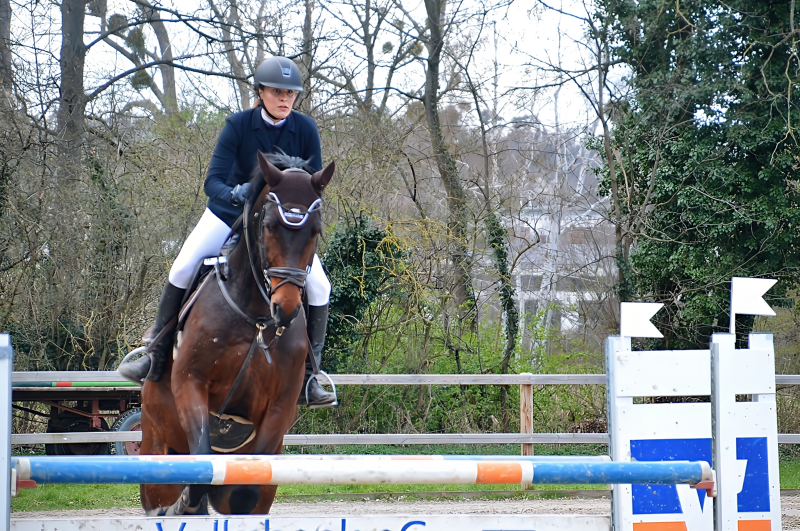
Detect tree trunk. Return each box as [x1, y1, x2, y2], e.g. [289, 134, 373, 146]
[0, 0, 11, 107]
[57, 0, 88, 176]
[487, 213, 519, 432]
[297, 0, 314, 113]
[208, 0, 251, 110]
[467, 58, 519, 432]
[361, 0, 374, 110]
[140, 0, 178, 116]
[423, 0, 473, 313]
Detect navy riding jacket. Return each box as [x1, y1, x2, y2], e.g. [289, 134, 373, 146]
[204, 108, 323, 227]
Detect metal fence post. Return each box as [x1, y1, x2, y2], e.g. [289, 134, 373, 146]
[1, 334, 13, 530]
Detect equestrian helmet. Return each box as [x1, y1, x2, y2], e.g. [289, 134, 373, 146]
[254, 57, 304, 92]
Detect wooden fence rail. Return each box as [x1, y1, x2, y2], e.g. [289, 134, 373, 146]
[11, 372, 800, 448]
[12, 372, 800, 385]
[11, 372, 609, 385]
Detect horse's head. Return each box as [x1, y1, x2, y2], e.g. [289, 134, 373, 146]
[253, 151, 335, 328]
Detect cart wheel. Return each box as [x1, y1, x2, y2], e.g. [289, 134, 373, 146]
[45, 415, 111, 455]
[111, 408, 142, 455]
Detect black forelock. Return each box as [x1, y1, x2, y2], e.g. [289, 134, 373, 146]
[266, 150, 314, 173]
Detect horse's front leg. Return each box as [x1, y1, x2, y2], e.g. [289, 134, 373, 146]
[173, 375, 212, 455]
[207, 401, 296, 515]
[139, 380, 185, 516]
[209, 341, 305, 515]
[166, 342, 214, 515]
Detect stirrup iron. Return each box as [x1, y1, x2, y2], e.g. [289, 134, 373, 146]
[305, 369, 338, 409]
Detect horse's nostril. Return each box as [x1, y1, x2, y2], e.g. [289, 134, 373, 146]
[271, 304, 287, 327]
[271, 302, 300, 328]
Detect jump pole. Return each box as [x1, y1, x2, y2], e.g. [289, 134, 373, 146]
[13, 455, 714, 488]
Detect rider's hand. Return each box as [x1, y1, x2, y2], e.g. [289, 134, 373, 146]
[230, 183, 253, 206]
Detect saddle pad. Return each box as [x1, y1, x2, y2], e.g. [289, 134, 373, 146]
[208, 412, 256, 453]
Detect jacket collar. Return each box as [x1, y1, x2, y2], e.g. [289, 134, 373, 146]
[250, 107, 296, 133]
[251, 108, 295, 153]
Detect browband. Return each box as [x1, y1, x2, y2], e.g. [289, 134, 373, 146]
[266, 192, 322, 228]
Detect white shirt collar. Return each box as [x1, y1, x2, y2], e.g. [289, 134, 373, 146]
[261, 108, 286, 127]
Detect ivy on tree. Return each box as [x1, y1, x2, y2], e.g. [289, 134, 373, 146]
[321, 215, 405, 370]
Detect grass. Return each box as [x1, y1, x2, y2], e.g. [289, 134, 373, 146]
[12, 484, 141, 512]
[780, 456, 800, 489]
[11, 482, 606, 512]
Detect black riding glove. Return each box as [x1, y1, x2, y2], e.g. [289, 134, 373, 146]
[230, 183, 253, 206]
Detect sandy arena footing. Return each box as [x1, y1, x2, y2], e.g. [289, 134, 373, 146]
[10, 494, 800, 529]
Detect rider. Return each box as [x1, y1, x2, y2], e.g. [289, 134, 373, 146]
[118, 56, 337, 409]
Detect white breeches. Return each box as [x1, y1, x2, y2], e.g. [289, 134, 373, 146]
[168, 208, 331, 306]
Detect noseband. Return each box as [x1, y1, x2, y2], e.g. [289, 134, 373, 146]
[268, 192, 322, 227]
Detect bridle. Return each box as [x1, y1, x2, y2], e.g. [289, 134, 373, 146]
[257, 192, 321, 299]
[246, 189, 322, 306]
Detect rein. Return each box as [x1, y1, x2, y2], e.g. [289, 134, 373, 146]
[212, 187, 320, 419]
[243, 198, 273, 304]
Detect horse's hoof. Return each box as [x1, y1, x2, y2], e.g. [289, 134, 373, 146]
[165, 489, 209, 516]
[228, 486, 260, 514]
[164, 488, 190, 516]
[192, 494, 209, 515]
[164, 502, 184, 516]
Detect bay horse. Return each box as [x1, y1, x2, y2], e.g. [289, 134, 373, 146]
[138, 152, 335, 516]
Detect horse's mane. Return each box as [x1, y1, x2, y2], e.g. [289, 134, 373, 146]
[248, 150, 314, 200]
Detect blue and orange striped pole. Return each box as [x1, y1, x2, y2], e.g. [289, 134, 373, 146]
[14, 455, 713, 487]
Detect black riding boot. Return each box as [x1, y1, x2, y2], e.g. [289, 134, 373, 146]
[119, 281, 186, 384]
[297, 304, 337, 408]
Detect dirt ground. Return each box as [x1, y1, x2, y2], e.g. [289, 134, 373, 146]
[11, 494, 800, 528]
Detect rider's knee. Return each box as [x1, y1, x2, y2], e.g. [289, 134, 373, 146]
[168, 264, 193, 290]
[306, 257, 331, 306]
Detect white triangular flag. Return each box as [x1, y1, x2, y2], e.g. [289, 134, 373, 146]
[620, 302, 664, 338]
[731, 277, 776, 318]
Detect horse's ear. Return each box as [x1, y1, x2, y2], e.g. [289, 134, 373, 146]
[257, 151, 282, 188]
[311, 161, 335, 196]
